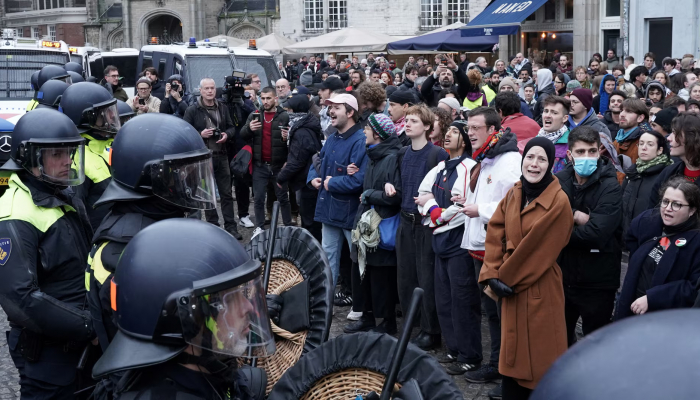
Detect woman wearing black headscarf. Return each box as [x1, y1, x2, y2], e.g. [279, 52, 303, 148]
[479, 137, 574, 399]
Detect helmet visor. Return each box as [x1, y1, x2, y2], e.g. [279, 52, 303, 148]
[150, 151, 217, 210]
[22, 142, 85, 186]
[178, 274, 276, 358]
[83, 100, 121, 135]
[54, 74, 73, 85]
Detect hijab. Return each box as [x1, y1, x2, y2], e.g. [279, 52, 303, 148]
[520, 137, 556, 209]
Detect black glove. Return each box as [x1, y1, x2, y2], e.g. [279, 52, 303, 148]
[487, 279, 515, 298]
[266, 294, 284, 325]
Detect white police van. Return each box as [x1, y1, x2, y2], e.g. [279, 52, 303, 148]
[138, 38, 281, 95]
[88, 48, 140, 98]
[0, 28, 71, 121]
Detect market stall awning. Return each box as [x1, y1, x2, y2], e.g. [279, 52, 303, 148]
[460, 0, 548, 37]
[388, 30, 497, 54]
[283, 27, 397, 54]
[254, 33, 296, 56]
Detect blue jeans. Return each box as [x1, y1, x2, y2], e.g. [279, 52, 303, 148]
[322, 223, 352, 287]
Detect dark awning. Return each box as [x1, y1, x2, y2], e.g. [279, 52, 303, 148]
[387, 30, 498, 54]
[460, 0, 548, 37]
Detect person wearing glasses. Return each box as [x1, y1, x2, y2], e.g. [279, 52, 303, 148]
[615, 176, 700, 320]
[102, 65, 128, 102]
[129, 78, 161, 115]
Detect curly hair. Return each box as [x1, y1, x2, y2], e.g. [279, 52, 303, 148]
[467, 69, 482, 91]
[431, 107, 452, 147]
[671, 112, 700, 167]
[357, 81, 386, 110]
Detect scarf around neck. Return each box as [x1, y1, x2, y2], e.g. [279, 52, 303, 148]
[537, 125, 569, 144]
[615, 127, 638, 143]
[636, 153, 672, 173]
[394, 116, 406, 133]
[472, 127, 506, 162]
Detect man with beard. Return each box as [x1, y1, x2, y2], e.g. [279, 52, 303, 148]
[317, 77, 345, 136]
[307, 94, 367, 288]
[606, 49, 620, 69]
[349, 69, 365, 90]
[614, 98, 651, 165]
[240, 87, 291, 236]
[420, 54, 474, 107]
[275, 78, 291, 100]
[602, 90, 627, 134]
[567, 88, 611, 138]
[555, 54, 573, 76]
[369, 69, 382, 83]
[482, 72, 501, 105]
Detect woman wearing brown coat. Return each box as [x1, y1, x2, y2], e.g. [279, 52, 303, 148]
[479, 137, 574, 399]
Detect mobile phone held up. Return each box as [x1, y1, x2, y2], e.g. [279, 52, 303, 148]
[138, 98, 145, 106]
[252, 112, 261, 124]
[441, 59, 448, 66]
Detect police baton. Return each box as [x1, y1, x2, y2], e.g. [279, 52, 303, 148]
[250, 201, 280, 368]
[379, 287, 424, 400]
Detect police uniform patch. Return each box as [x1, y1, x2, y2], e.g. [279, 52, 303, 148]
[0, 238, 11, 265]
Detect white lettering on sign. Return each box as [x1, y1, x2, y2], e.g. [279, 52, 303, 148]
[484, 28, 493, 35]
[493, 1, 532, 14]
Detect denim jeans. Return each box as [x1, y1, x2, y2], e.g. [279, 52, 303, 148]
[252, 163, 292, 228]
[321, 223, 352, 287]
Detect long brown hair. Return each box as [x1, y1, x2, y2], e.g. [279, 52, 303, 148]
[671, 112, 700, 167]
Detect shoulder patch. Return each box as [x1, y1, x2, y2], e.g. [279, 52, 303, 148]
[0, 238, 11, 265]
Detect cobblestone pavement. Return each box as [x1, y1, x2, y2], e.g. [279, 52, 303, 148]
[0, 202, 629, 399]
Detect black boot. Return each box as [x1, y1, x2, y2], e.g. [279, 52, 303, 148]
[410, 331, 441, 351]
[343, 314, 376, 334]
[370, 318, 397, 335]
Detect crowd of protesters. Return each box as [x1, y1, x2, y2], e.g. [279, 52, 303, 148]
[105, 49, 700, 400]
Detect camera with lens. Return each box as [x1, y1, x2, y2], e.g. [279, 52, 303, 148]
[221, 69, 251, 104]
[171, 83, 180, 92]
[212, 128, 222, 138]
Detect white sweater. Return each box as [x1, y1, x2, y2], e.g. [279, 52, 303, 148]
[460, 151, 522, 251]
[417, 157, 477, 235]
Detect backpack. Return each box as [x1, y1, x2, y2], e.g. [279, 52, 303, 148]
[230, 145, 253, 183]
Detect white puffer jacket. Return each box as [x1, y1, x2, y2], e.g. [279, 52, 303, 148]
[460, 151, 522, 251]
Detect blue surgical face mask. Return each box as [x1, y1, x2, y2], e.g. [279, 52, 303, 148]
[573, 157, 599, 177]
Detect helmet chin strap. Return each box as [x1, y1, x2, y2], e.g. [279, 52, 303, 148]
[176, 350, 231, 375]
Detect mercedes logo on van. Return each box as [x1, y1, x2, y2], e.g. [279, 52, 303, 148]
[0, 135, 10, 153]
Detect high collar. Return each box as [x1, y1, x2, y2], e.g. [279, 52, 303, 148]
[335, 122, 361, 139]
[11, 173, 73, 209]
[513, 176, 562, 212]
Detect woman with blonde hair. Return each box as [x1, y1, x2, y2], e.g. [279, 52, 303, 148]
[574, 66, 593, 90]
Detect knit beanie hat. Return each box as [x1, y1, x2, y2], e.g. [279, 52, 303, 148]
[566, 79, 582, 93]
[498, 77, 518, 92]
[368, 113, 396, 141]
[388, 89, 414, 105]
[651, 107, 679, 133]
[571, 88, 593, 111]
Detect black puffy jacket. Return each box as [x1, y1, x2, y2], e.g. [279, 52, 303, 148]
[240, 106, 290, 169]
[351, 135, 403, 267]
[621, 162, 667, 241]
[556, 158, 623, 290]
[277, 113, 323, 191]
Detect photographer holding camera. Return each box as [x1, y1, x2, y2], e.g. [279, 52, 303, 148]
[240, 87, 291, 236]
[159, 74, 194, 118]
[129, 77, 161, 115]
[183, 77, 243, 240]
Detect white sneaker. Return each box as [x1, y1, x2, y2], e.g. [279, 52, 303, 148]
[347, 311, 363, 321]
[239, 216, 254, 228]
[251, 227, 264, 239]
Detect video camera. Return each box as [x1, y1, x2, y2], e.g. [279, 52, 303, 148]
[221, 69, 251, 104]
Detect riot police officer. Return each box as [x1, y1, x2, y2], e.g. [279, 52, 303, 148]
[86, 113, 217, 353]
[0, 108, 94, 399]
[64, 61, 84, 77]
[34, 79, 70, 110]
[59, 82, 121, 229]
[37, 64, 72, 89]
[67, 71, 85, 84]
[116, 99, 136, 124]
[26, 70, 41, 112]
[91, 218, 274, 399]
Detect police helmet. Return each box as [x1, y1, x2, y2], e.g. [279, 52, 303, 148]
[59, 82, 120, 136]
[37, 65, 71, 89]
[1, 108, 85, 186]
[92, 219, 275, 378]
[35, 80, 70, 109]
[67, 71, 84, 84]
[64, 61, 84, 76]
[115, 99, 135, 125]
[95, 113, 216, 210]
[531, 309, 700, 400]
[30, 71, 40, 92]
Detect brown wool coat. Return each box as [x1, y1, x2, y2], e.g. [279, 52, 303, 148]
[479, 177, 573, 389]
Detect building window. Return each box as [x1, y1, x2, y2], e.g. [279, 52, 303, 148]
[15, 28, 23, 37]
[420, 0, 442, 30]
[304, 0, 324, 32]
[328, 0, 347, 31]
[48, 25, 56, 41]
[32, 26, 40, 39]
[446, 0, 469, 24]
[37, 0, 64, 9]
[606, 0, 620, 17]
[544, 0, 556, 21]
[565, 0, 574, 19]
[6, 0, 32, 13]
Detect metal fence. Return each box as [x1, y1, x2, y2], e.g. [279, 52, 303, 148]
[0, 49, 69, 98]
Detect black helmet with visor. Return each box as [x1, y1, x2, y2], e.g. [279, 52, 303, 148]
[59, 82, 121, 136]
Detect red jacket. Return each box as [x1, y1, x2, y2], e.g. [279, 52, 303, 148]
[501, 113, 541, 153]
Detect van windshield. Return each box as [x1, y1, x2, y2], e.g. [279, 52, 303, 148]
[186, 56, 234, 89]
[233, 56, 280, 87]
[0, 50, 69, 98]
